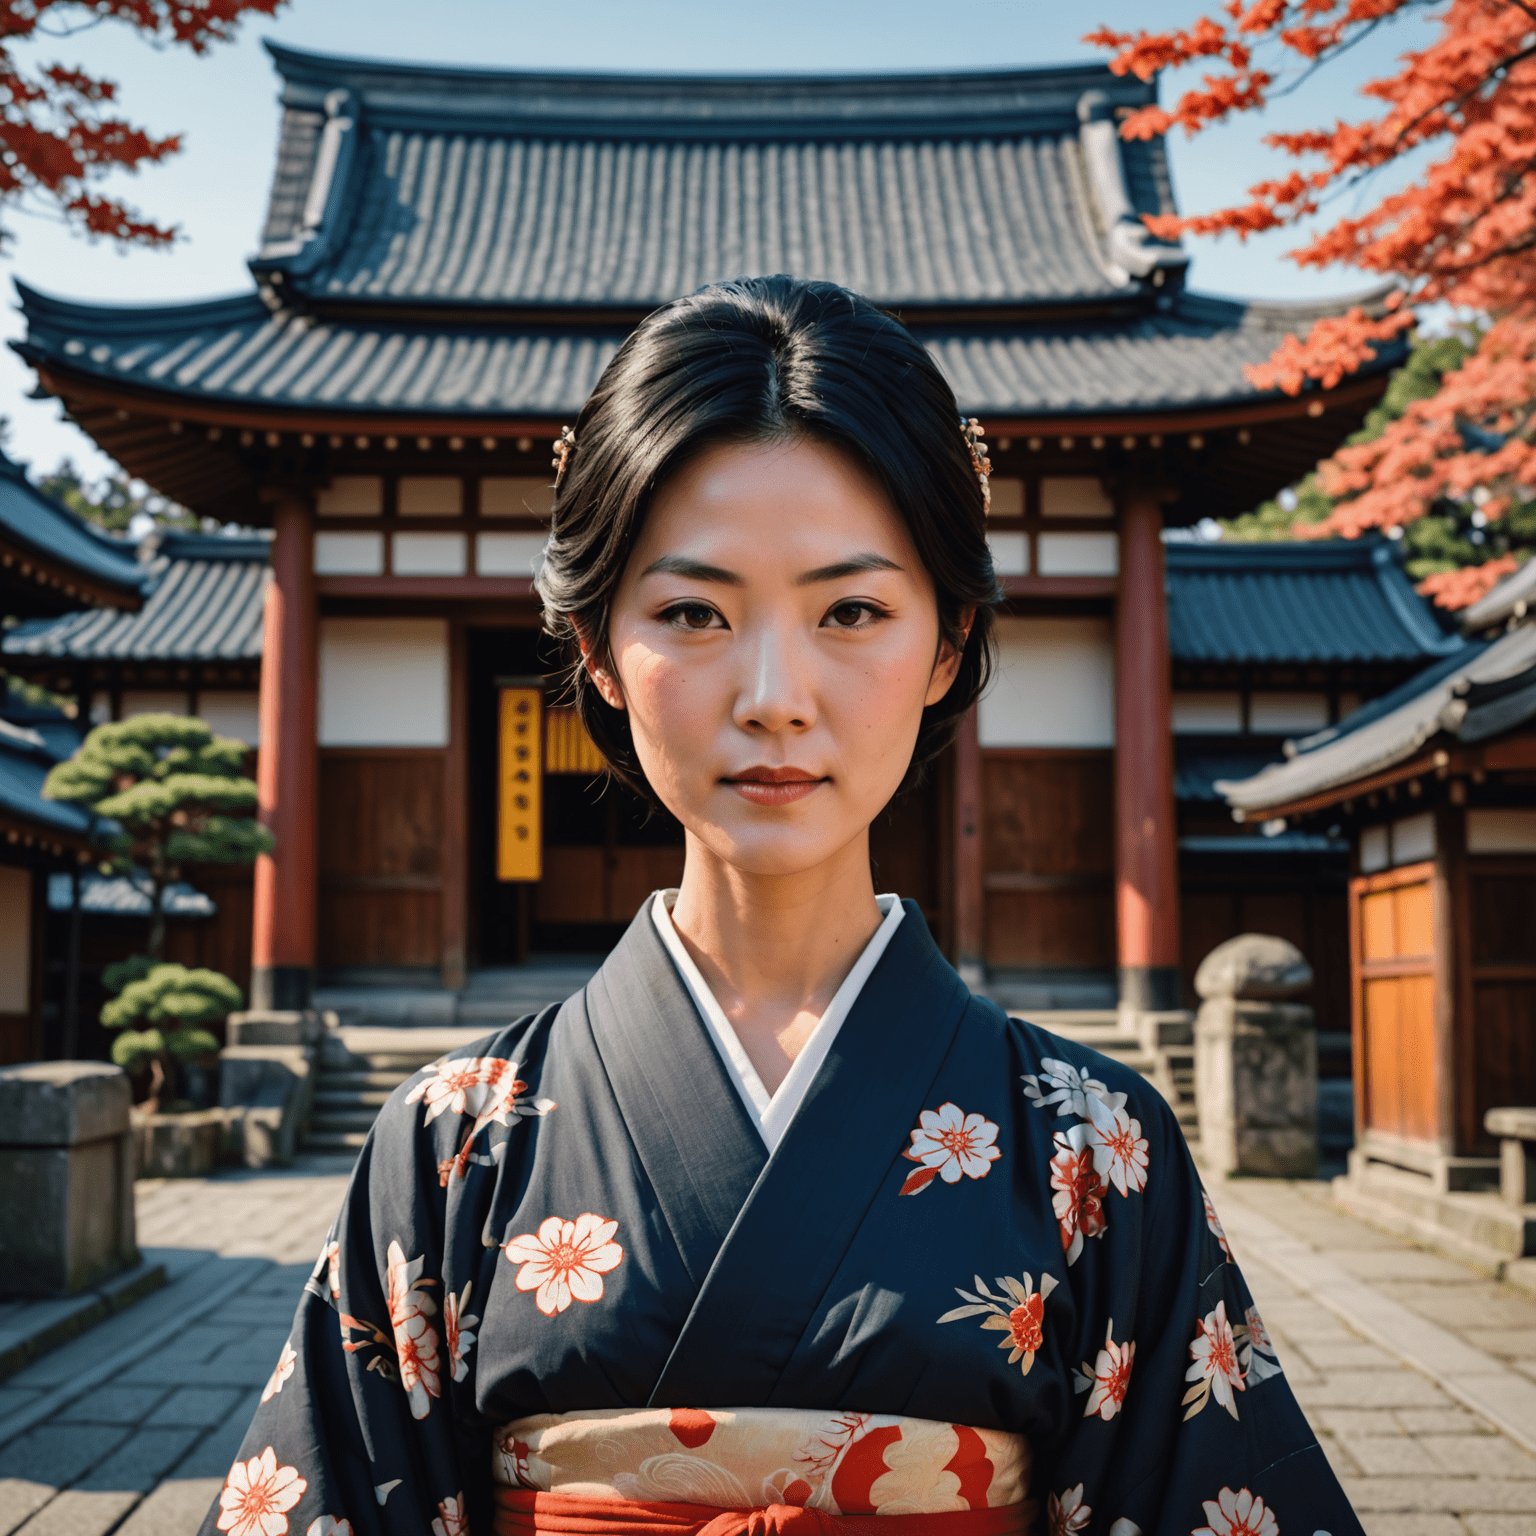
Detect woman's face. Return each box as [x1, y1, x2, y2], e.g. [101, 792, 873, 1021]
[593, 436, 964, 879]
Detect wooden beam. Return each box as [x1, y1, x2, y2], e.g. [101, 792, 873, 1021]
[316, 575, 540, 600]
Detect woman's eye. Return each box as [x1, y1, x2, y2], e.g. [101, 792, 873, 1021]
[826, 601, 877, 629]
[665, 603, 719, 630]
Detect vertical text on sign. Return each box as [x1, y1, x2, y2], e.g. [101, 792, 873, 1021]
[498, 687, 543, 881]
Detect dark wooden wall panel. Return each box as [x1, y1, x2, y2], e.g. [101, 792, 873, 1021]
[1472, 983, 1536, 1155]
[980, 752, 1114, 970]
[319, 752, 445, 969]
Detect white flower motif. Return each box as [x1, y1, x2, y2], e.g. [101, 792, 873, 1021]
[306, 1519, 351, 1536]
[1075, 1320, 1135, 1421]
[1086, 1105, 1150, 1196]
[1193, 1486, 1278, 1536]
[432, 1494, 468, 1536]
[259, 1341, 296, 1403]
[900, 1102, 1001, 1194]
[407, 1055, 553, 1127]
[504, 1213, 624, 1316]
[1239, 1303, 1284, 1384]
[216, 1446, 306, 1536]
[385, 1239, 441, 1419]
[444, 1282, 480, 1383]
[1022, 1058, 1126, 1133]
[1184, 1299, 1246, 1420]
[1048, 1483, 1091, 1536]
[1204, 1188, 1235, 1262]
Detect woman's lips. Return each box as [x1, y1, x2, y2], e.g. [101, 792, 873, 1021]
[722, 768, 827, 807]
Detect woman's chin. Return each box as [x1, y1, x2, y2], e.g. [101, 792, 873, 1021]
[686, 821, 864, 882]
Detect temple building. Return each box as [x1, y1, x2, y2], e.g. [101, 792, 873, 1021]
[10, 45, 1419, 1016]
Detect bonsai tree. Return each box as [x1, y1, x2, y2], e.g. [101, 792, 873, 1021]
[44, 713, 273, 958]
[101, 958, 243, 1110]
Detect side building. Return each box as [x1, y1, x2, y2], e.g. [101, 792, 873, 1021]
[11, 45, 1411, 1016]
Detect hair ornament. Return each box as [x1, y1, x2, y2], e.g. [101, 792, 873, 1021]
[552, 425, 577, 489]
[961, 417, 992, 514]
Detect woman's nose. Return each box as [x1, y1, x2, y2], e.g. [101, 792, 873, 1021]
[733, 622, 817, 734]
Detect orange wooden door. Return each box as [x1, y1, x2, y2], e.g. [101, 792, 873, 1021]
[1351, 863, 1437, 1146]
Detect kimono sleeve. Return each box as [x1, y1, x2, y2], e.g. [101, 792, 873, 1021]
[197, 1033, 546, 1536]
[1035, 1071, 1364, 1536]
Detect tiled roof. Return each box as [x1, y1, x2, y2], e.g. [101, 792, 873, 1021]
[0, 449, 144, 600]
[3, 530, 268, 663]
[1166, 536, 1462, 666]
[1460, 553, 1536, 633]
[0, 724, 93, 838]
[256, 46, 1179, 310]
[15, 284, 1389, 421]
[1219, 625, 1536, 814]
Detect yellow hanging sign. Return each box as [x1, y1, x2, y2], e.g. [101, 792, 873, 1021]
[497, 687, 543, 881]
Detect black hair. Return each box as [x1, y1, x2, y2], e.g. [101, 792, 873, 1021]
[538, 274, 1000, 799]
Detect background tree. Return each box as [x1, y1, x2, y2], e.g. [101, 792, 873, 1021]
[99, 956, 240, 1109]
[0, 0, 285, 249]
[43, 713, 272, 958]
[1091, 0, 1536, 608]
[38, 458, 194, 534]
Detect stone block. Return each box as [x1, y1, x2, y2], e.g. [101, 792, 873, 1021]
[0, 1064, 129, 1147]
[224, 1011, 325, 1049]
[129, 1110, 231, 1180]
[1195, 993, 1318, 1177]
[1195, 933, 1313, 1001]
[218, 1046, 315, 1169]
[0, 1065, 136, 1299]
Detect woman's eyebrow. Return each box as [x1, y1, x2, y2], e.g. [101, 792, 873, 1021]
[796, 553, 903, 585]
[640, 555, 744, 584]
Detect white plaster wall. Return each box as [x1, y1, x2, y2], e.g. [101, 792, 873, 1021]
[316, 475, 383, 515]
[319, 618, 449, 747]
[314, 531, 384, 576]
[1172, 692, 1243, 734]
[198, 690, 261, 747]
[1468, 808, 1536, 854]
[0, 865, 31, 1013]
[986, 531, 1029, 576]
[980, 616, 1115, 747]
[393, 532, 466, 576]
[478, 532, 549, 578]
[120, 691, 191, 718]
[481, 477, 554, 518]
[1250, 692, 1330, 734]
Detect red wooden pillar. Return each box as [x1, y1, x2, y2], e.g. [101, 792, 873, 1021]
[251, 492, 318, 1011]
[1115, 489, 1181, 1011]
[953, 703, 985, 986]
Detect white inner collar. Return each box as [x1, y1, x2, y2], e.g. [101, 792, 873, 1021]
[650, 888, 905, 1153]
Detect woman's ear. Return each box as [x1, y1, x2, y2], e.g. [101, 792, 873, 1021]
[579, 630, 626, 711]
[924, 606, 974, 707]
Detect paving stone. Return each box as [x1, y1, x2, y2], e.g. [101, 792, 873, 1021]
[1396, 1406, 1495, 1435]
[144, 1390, 242, 1430]
[0, 1483, 54, 1536]
[76, 1430, 201, 1495]
[1360, 1517, 1467, 1536]
[1414, 1435, 1536, 1477]
[1344, 1477, 1536, 1512]
[1336, 1249, 1485, 1282]
[1315, 1432, 1362, 1479]
[1291, 1370, 1456, 1410]
[1375, 1282, 1536, 1331]
[1244, 1301, 1354, 1342]
[0, 1428, 131, 1490]
[1317, 1408, 1405, 1436]
[11, 1491, 138, 1536]
[1343, 1434, 1435, 1476]
[1462, 1329, 1536, 1359]
[110, 1480, 219, 1536]
[52, 1389, 166, 1427]
[169, 1392, 260, 1482]
[1464, 1517, 1536, 1536]
[1292, 1340, 1401, 1372]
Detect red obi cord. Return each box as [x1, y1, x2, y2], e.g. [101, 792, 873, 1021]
[493, 1487, 1035, 1536]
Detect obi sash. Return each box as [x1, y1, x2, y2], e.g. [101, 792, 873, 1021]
[492, 1407, 1034, 1532]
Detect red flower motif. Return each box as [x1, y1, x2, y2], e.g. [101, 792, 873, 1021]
[1008, 1294, 1044, 1356]
[1050, 1130, 1108, 1265]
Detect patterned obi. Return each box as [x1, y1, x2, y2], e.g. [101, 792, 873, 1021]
[491, 1408, 1034, 1532]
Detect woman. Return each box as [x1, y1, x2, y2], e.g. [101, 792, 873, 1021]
[206, 277, 1362, 1536]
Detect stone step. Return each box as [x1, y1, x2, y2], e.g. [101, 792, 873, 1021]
[304, 1128, 372, 1151]
[310, 1107, 382, 1132]
[317, 1069, 419, 1092]
[314, 1086, 396, 1111]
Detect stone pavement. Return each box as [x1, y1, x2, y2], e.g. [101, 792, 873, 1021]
[0, 1157, 354, 1536]
[2, 1159, 1535, 1536]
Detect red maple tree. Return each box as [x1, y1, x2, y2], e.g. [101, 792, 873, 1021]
[0, 0, 284, 248]
[1090, 1, 1536, 608]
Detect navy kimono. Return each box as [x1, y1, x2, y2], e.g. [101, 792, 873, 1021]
[200, 901, 1362, 1536]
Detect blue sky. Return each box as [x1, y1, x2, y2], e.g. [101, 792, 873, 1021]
[0, 0, 1440, 485]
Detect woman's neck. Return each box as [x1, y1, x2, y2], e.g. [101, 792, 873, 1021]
[668, 832, 884, 1095]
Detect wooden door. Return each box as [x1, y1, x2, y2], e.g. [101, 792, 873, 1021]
[1467, 859, 1536, 1154]
[1350, 862, 1437, 1148]
[318, 750, 445, 975]
[980, 750, 1114, 969]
